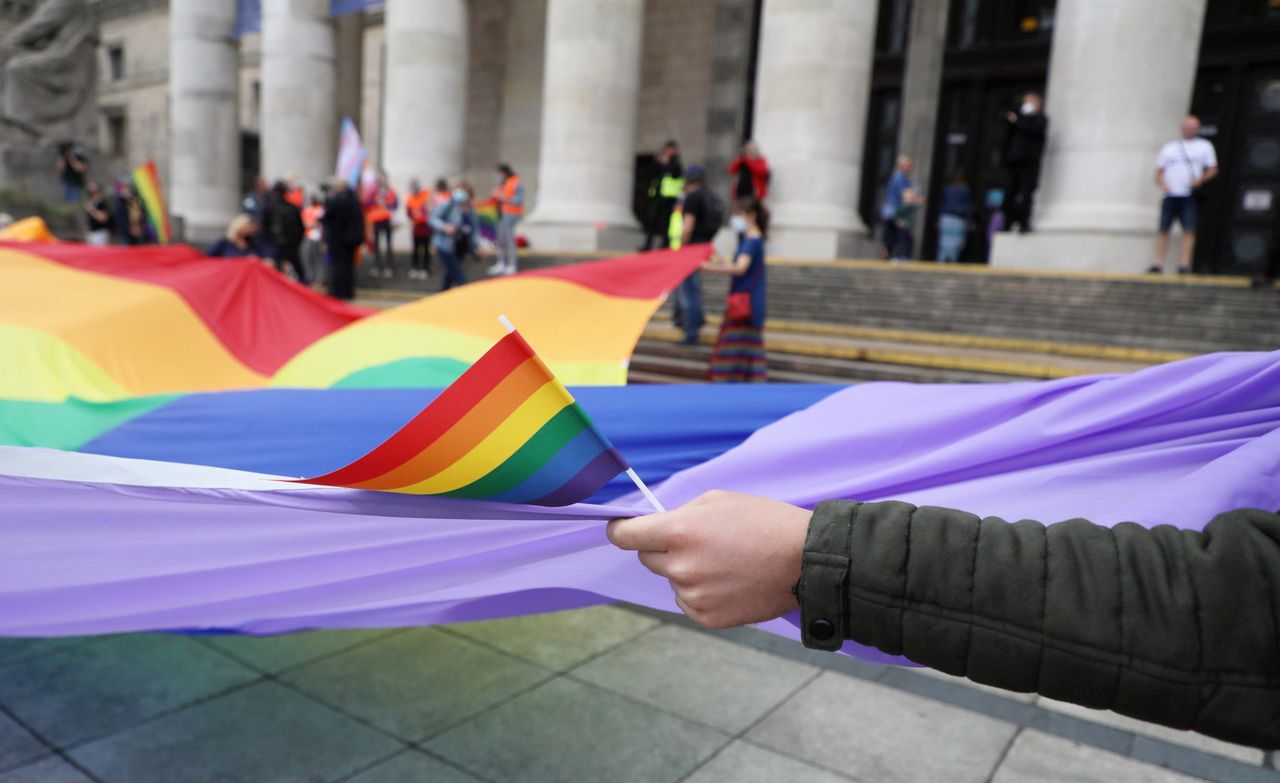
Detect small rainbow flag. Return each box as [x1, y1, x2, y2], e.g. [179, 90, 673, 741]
[131, 160, 171, 244]
[474, 197, 499, 244]
[296, 320, 640, 506]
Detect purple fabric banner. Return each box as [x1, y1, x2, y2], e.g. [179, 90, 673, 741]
[1, 351, 1277, 666]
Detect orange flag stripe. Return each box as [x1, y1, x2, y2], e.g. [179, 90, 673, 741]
[352, 355, 550, 490]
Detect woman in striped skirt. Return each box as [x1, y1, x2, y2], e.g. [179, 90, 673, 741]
[704, 197, 768, 382]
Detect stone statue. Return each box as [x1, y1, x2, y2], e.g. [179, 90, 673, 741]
[0, 0, 99, 142]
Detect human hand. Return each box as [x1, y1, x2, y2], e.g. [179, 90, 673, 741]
[607, 491, 810, 629]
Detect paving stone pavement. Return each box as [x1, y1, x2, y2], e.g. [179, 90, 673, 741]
[0, 605, 1274, 783]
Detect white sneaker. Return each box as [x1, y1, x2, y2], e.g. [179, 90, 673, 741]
[502, 263, 517, 276]
[486, 262, 505, 276]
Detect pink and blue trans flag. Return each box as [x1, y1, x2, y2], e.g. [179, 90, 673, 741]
[336, 116, 367, 189]
[0, 351, 1277, 665]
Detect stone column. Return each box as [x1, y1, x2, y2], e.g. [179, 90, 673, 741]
[382, 0, 468, 195]
[169, 0, 240, 244]
[334, 11, 364, 134]
[497, 0, 547, 214]
[523, 0, 644, 252]
[753, 0, 878, 259]
[991, 0, 1208, 272]
[703, 0, 759, 201]
[896, 0, 951, 255]
[261, 0, 338, 189]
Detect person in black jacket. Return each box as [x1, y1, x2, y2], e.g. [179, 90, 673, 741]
[1001, 92, 1048, 233]
[608, 491, 1280, 749]
[267, 181, 308, 284]
[641, 140, 684, 251]
[320, 178, 364, 300]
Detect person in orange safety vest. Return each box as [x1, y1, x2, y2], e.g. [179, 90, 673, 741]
[405, 178, 433, 280]
[488, 162, 523, 276]
[364, 172, 398, 279]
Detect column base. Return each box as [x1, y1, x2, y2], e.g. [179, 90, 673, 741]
[767, 225, 874, 260]
[990, 229, 1159, 274]
[522, 220, 643, 254]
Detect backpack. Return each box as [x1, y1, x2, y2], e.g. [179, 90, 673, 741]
[701, 189, 725, 237]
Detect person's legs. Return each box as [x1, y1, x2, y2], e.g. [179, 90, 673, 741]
[282, 245, 307, 284]
[880, 219, 897, 259]
[1005, 168, 1027, 231]
[679, 272, 704, 344]
[1178, 198, 1198, 272]
[653, 200, 673, 250]
[376, 221, 394, 276]
[439, 249, 463, 290]
[938, 215, 964, 263]
[1151, 197, 1177, 272]
[1019, 168, 1040, 232]
[498, 214, 519, 273]
[892, 232, 914, 261]
[329, 245, 354, 299]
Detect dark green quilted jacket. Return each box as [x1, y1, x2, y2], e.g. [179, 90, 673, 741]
[796, 501, 1280, 749]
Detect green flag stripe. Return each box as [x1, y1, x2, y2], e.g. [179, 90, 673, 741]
[443, 403, 590, 500]
[0, 394, 180, 451]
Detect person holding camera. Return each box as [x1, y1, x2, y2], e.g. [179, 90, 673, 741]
[1150, 115, 1218, 275]
[54, 142, 88, 204]
[429, 180, 477, 292]
[1000, 92, 1048, 234]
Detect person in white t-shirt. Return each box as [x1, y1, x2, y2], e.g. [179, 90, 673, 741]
[1149, 115, 1218, 275]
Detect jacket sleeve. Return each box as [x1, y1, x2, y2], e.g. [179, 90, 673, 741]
[795, 501, 1280, 749]
[428, 203, 450, 233]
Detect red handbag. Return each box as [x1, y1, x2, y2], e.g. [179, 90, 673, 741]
[726, 291, 752, 321]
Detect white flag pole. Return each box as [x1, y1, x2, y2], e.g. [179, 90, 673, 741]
[626, 468, 667, 513]
[497, 315, 666, 514]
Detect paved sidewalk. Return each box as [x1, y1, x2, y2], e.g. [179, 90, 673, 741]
[0, 606, 1274, 782]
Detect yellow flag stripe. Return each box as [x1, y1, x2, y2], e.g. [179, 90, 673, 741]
[390, 379, 575, 494]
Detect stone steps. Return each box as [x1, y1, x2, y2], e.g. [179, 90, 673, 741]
[353, 252, 1278, 385]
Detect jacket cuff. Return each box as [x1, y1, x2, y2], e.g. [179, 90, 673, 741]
[796, 500, 858, 651]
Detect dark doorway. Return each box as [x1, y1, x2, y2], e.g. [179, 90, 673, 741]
[240, 131, 260, 199]
[1192, 67, 1280, 275]
[924, 79, 1046, 262]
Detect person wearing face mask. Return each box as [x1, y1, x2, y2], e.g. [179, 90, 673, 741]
[702, 197, 769, 382]
[429, 181, 477, 292]
[1000, 92, 1049, 233]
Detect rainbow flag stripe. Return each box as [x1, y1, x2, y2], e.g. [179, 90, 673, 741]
[297, 329, 629, 506]
[131, 160, 171, 244]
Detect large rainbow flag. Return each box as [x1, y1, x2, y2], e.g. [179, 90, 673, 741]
[0, 240, 711, 401]
[1, 350, 1277, 659]
[272, 245, 713, 388]
[298, 325, 631, 505]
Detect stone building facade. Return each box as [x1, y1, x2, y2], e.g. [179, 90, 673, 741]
[82, 0, 1280, 273]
